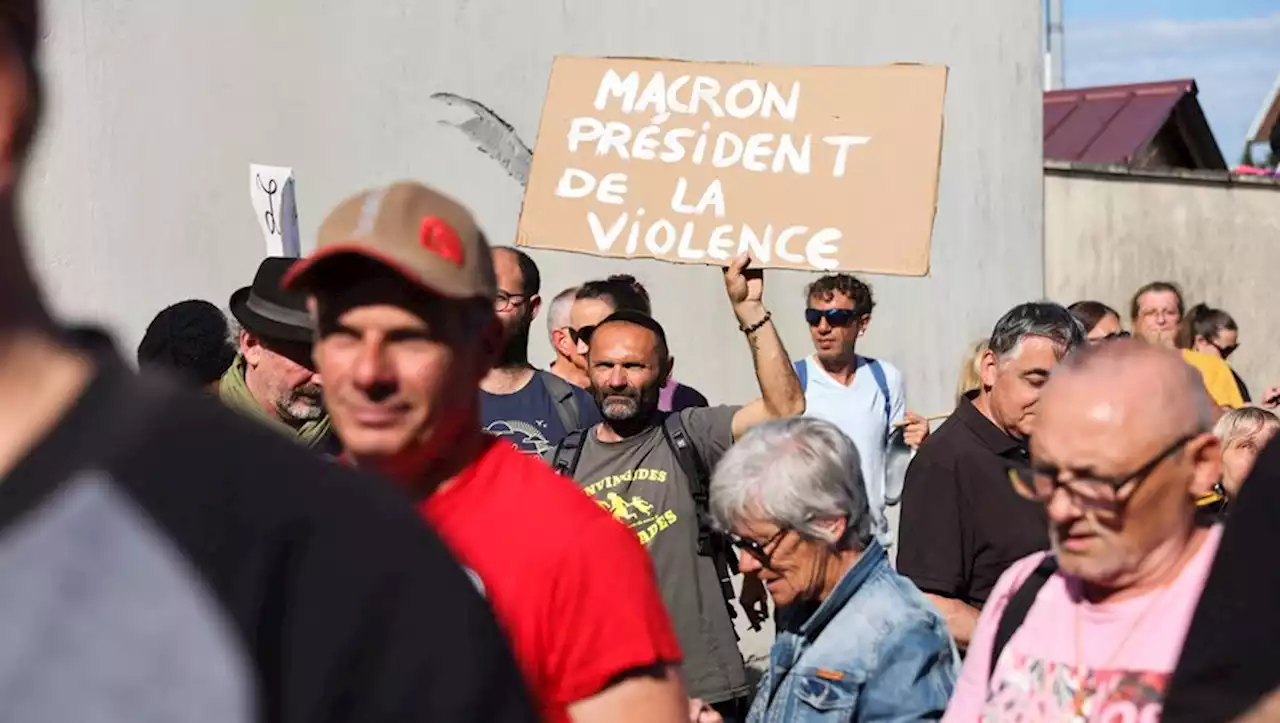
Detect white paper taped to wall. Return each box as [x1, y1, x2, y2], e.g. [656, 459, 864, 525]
[249, 164, 301, 257]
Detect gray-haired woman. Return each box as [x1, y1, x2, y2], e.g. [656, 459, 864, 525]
[705, 417, 957, 722]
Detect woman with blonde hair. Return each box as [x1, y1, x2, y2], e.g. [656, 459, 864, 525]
[955, 339, 988, 404]
[1197, 406, 1280, 518]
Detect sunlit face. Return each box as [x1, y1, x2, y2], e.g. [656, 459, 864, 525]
[312, 282, 497, 465]
[1087, 313, 1123, 343]
[1221, 425, 1277, 496]
[732, 518, 840, 607]
[1134, 291, 1182, 348]
[241, 333, 325, 424]
[586, 322, 665, 423]
[1031, 372, 1218, 588]
[980, 337, 1062, 440]
[570, 297, 616, 370]
[806, 291, 867, 362]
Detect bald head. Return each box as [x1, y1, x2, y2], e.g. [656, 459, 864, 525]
[1042, 339, 1215, 440]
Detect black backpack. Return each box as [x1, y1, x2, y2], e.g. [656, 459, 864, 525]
[551, 413, 740, 620]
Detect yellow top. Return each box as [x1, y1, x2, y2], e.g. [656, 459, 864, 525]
[1181, 349, 1245, 408]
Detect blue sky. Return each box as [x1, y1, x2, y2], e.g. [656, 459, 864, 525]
[1063, 0, 1279, 162]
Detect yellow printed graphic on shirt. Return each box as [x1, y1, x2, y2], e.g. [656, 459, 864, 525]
[584, 468, 678, 547]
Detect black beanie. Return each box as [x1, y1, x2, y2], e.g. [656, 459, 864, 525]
[137, 299, 237, 386]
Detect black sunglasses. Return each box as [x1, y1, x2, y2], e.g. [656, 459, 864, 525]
[569, 325, 596, 345]
[727, 528, 790, 569]
[804, 308, 860, 328]
[1211, 340, 1238, 360]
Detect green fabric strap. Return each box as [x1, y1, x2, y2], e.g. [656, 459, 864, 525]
[219, 354, 332, 448]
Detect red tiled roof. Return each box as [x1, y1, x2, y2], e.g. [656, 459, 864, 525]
[1044, 79, 1223, 169]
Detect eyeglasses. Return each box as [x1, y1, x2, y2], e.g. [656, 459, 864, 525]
[494, 292, 528, 312]
[804, 308, 860, 328]
[568, 325, 596, 346]
[1008, 433, 1198, 520]
[727, 528, 790, 569]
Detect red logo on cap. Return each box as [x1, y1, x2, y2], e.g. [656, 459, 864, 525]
[419, 216, 464, 266]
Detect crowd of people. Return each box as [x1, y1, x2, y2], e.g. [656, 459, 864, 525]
[6, 2, 1280, 721]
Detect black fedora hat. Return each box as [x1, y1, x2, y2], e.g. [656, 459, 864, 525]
[229, 257, 314, 344]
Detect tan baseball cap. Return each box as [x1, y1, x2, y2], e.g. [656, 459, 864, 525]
[282, 181, 497, 300]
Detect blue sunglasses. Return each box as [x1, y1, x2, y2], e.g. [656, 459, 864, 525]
[805, 308, 861, 328]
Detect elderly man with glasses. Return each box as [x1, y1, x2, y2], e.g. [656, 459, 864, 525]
[697, 416, 957, 723]
[944, 339, 1225, 722]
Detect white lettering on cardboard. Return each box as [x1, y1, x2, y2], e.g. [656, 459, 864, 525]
[594, 70, 640, 113]
[556, 168, 628, 205]
[567, 117, 605, 152]
[823, 135, 872, 178]
[644, 219, 679, 254]
[806, 228, 842, 270]
[670, 178, 726, 218]
[587, 210, 628, 251]
[593, 71, 800, 123]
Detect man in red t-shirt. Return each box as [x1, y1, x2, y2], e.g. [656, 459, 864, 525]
[283, 181, 687, 723]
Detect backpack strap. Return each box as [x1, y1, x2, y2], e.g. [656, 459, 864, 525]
[863, 357, 893, 430]
[793, 359, 809, 393]
[538, 371, 581, 434]
[550, 428, 589, 479]
[661, 412, 709, 502]
[660, 412, 740, 624]
[989, 555, 1059, 680]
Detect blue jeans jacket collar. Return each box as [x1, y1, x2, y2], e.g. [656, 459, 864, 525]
[798, 540, 886, 640]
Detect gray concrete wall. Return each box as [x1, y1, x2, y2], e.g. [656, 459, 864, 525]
[23, 0, 1044, 418]
[1046, 164, 1280, 394]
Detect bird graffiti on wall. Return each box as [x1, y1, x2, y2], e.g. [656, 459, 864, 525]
[430, 92, 534, 187]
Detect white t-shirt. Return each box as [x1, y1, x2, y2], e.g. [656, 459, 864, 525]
[797, 355, 908, 545]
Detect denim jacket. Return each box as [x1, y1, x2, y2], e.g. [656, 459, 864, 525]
[746, 542, 959, 723]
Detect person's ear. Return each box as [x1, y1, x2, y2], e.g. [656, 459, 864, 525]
[813, 516, 848, 546]
[529, 294, 542, 321]
[240, 330, 261, 366]
[858, 316, 871, 337]
[979, 348, 999, 390]
[1187, 433, 1223, 499]
[550, 327, 569, 356]
[660, 356, 674, 387]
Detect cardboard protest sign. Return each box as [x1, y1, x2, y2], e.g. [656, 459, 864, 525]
[517, 57, 947, 275]
[249, 164, 301, 258]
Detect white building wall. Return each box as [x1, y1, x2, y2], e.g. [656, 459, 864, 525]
[23, 0, 1044, 418]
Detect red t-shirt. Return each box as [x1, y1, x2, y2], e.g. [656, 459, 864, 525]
[421, 439, 682, 723]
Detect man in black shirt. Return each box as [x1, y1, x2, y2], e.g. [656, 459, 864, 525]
[897, 302, 1084, 649]
[0, 5, 536, 721]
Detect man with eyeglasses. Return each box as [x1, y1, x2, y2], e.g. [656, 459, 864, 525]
[943, 339, 1224, 722]
[480, 247, 600, 456]
[791, 273, 929, 547]
[897, 302, 1085, 650]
